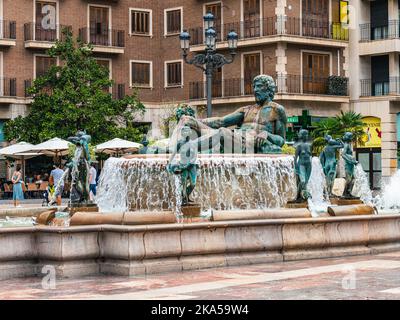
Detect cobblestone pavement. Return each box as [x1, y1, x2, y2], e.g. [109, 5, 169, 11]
[1, 252, 400, 300]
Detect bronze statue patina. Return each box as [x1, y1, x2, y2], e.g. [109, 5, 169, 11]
[173, 75, 287, 154]
[67, 131, 92, 204]
[139, 136, 149, 154]
[294, 129, 312, 201]
[319, 135, 344, 195]
[167, 126, 199, 205]
[341, 132, 358, 198]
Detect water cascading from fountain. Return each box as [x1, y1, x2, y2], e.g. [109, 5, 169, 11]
[48, 168, 70, 206]
[96, 155, 297, 213]
[374, 169, 400, 211]
[352, 164, 373, 205]
[307, 157, 331, 216]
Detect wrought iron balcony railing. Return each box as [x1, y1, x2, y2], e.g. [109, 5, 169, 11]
[360, 20, 400, 41]
[360, 77, 400, 97]
[78, 27, 125, 47]
[0, 78, 17, 97]
[189, 16, 348, 45]
[24, 23, 71, 42]
[0, 20, 16, 39]
[112, 83, 125, 100]
[189, 74, 348, 100]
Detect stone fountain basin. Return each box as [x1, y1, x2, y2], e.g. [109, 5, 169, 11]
[1, 213, 400, 280]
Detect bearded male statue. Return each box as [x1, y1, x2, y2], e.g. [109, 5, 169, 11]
[172, 74, 287, 154]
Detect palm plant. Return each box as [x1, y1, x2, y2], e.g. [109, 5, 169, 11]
[311, 111, 366, 154]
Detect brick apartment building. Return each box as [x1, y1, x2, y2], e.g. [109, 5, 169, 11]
[9, 0, 400, 188]
[349, 0, 400, 188]
[0, 0, 349, 133]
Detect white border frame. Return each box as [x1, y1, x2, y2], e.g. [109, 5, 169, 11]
[241, 50, 263, 95]
[129, 7, 153, 37]
[87, 3, 112, 46]
[203, 1, 224, 40]
[300, 49, 333, 93]
[164, 59, 184, 88]
[164, 6, 183, 37]
[33, 53, 59, 79]
[33, 0, 60, 40]
[129, 59, 153, 89]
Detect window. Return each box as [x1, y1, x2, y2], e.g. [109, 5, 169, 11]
[35, 55, 57, 78]
[243, 0, 261, 38]
[35, 0, 58, 41]
[302, 52, 330, 94]
[302, 0, 329, 37]
[95, 59, 111, 76]
[165, 61, 182, 87]
[130, 61, 152, 88]
[243, 52, 262, 95]
[89, 5, 110, 45]
[165, 7, 182, 35]
[130, 9, 152, 36]
[205, 2, 222, 40]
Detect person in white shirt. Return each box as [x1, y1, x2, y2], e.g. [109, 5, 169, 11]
[50, 164, 64, 206]
[89, 164, 97, 197]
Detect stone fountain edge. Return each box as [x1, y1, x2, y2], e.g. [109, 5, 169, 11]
[0, 213, 399, 279]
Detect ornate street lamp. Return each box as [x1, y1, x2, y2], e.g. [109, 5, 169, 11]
[180, 12, 238, 117]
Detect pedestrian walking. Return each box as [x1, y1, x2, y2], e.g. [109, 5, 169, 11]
[50, 164, 65, 206]
[89, 164, 97, 199]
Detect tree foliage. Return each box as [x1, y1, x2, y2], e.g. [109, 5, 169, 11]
[4, 29, 146, 144]
[311, 111, 366, 154]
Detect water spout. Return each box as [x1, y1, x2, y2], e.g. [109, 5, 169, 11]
[307, 157, 330, 216]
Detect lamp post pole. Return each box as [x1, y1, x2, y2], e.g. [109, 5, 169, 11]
[180, 13, 238, 118]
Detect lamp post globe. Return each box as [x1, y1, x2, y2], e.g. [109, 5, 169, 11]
[203, 12, 215, 30]
[179, 30, 190, 51]
[205, 27, 217, 50]
[227, 30, 238, 51]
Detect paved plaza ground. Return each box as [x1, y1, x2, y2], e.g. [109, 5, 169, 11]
[0, 199, 69, 209]
[1, 252, 400, 300]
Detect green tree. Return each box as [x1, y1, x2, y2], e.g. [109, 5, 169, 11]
[311, 111, 366, 154]
[4, 29, 145, 144]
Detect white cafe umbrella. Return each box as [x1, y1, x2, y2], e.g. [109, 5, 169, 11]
[0, 142, 43, 179]
[95, 138, 142, 155]
[24, 137, 72, 158]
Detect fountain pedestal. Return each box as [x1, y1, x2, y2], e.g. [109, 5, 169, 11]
[181, 203, 201, 217]
[285, 201, 308, 209]
[68, 203, 99, 215]
[330, 197, 363, 206]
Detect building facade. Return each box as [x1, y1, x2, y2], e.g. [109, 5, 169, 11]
[0, 0, 350, 135]
[349, 0, 400, 188]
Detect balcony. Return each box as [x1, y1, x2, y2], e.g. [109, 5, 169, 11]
[112, 83, 125, 100]
[189, 74, 349, 105]
[0, 77, 19, 103]
[189, 16, 348, 50]
[0, 20, 16, 46]
[79, 28, 125, 54]
[359, 21, 400, 55]
[24, 80, 32, 98]
[360, 77, 400, 97]
[24, 23, 71, 49]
